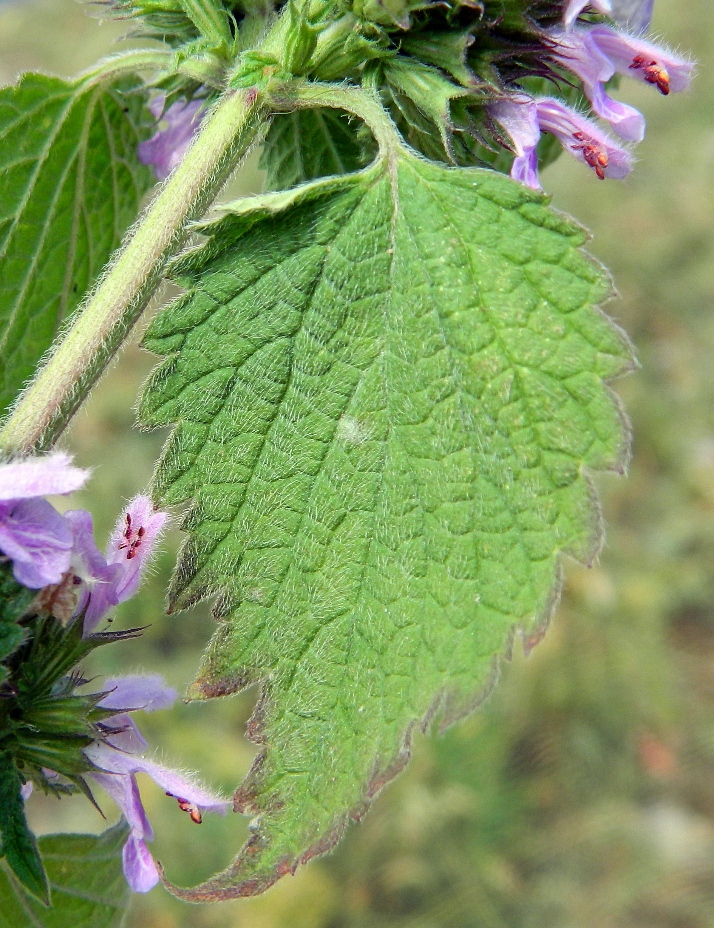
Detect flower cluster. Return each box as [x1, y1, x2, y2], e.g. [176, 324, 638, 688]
[491, 1, 692, 190]
[0, 453, 229, 894]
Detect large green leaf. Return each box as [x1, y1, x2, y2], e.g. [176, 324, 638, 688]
[260, 108, 367, 190]
[0, 821, 130, 928]
[139, 148, 633, 899]
[0, 73, 153, 415]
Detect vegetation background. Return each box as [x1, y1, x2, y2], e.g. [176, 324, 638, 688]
[2, 1, 713, 925]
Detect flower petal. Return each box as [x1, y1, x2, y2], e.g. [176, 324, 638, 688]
[138, 97, 206, 181]
[0, 498, 74, 587]
[106, 496, 169, 604]
[588, 25, 694, 95]
[0, 453, 89, 502]
[611, 0, 654, 33]
[91, 768, 154, 840]
[122, 834, 160, 893]
[536, 97, 634, 179]
[550, 28, 646, 141]
[563, 0, 613, 30]
[86, 744, 230, 814]
[98, 675, 178, 713]
[489, 97, 542, 190]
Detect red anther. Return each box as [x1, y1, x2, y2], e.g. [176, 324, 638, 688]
[630, 55, 670, 95]
[572, 136, 608, 180]
[137, 526, 146, 539]
[126, 548, 136, 559]
[170, 795, 203, 823]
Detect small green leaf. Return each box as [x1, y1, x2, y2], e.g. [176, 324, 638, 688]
[0, 563, 34, 628]
[139, 147, 633, 899]
[0, 752, 48, 904]
[0, 73, 153, 415]
[0, 821, 131, 928]
[260, 109, 368, 190]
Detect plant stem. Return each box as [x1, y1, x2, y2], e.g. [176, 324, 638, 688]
[81, 49, 226, 89]
[269, 80, 401, 156]
[0, 87, 268, 454]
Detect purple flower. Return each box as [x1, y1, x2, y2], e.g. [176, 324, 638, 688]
[73, 495, 169, 635]
[550, 27, 646, 141]
[0, 453, 89, 588]
[489, 97, 541, 189]
[537, 97, 633, 178]
[610, 0, 654, 34]
[138, 95, 206, 181]
[82, 675, 229, 893]
[563, 0, 613, 31]
[588, 24, 693, 96]
[490, 96, 633, 190]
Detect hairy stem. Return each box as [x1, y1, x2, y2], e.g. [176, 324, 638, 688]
[0, 87, 268, 454]
[269, 80, 401, 156]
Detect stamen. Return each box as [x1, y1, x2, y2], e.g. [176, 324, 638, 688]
[167, 792, 203, 824]
[630, 55, 670, 95]
[570, 133, 609, 180]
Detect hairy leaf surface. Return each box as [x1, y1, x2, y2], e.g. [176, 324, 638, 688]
[0, 821, 130, 927]
[0, 73, 153, 415]
[260, 109, 367, 190]
[139, 150, 633, 899]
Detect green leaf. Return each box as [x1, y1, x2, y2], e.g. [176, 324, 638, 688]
[260, 109, 368, 191]
[139, 149, 633, 900]
[0, 821, 131, 928]
[0, 752, 48, 904]
[0, 73, 153, 415]
[0, 563, 35, 627]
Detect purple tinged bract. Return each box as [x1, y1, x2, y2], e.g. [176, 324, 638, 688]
[0, 453, 89, 588]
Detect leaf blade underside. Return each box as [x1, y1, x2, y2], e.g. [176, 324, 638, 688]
[0, 73, 153, 415]
[0, 821, 131, 928]
[139, 152, 633, 900]
[260, 108, 368, 190]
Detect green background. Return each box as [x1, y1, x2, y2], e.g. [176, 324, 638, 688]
[2, 1, 714, 925]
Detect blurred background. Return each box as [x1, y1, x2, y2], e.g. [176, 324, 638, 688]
[2, 1, 714, 925]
